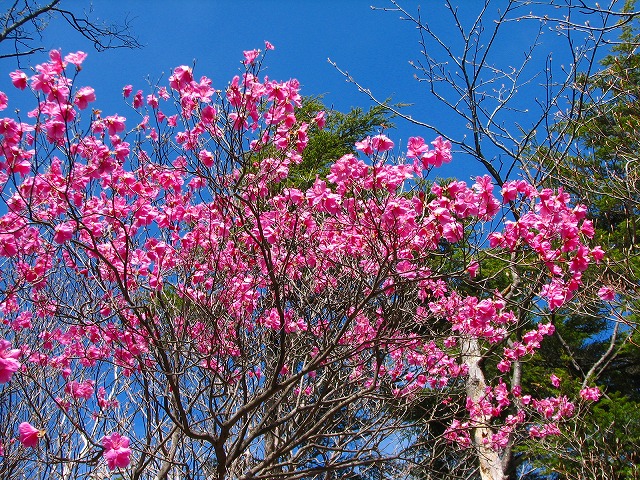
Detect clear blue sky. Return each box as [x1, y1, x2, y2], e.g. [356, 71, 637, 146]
[0, 1, 608, 181]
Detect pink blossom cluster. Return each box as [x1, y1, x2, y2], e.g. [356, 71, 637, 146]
[580, 386, 602, 401]
[102, 432, 132, 470]
[490, 186, 603, 310]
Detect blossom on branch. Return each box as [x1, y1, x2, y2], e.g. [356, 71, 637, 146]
[102, 432, 132, 470]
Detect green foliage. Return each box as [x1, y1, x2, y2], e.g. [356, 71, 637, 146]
[288, 97, 393, 190]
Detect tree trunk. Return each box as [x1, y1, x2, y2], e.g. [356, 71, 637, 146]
[461, 337, 507, 480]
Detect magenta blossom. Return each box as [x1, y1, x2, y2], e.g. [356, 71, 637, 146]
[168, 65, 193, 90]
[19, 422, 41, 448]
[597, 286, 616, 301]
[467, 260, 479, 278]
[370, 134, 394, 152]
[53, 221, 76, 244]
[243, 49, 260, 65]
[0, 339, 21, 384]
[74, 86, 96, 110]
[65, 379, 95, 400]
[422, 136, 452, 168]
[64, 51, 88, 67]
[355, 136, 374, 155]
[580, 386, 602, 402]
[406, 136, 429, 159]
[102, 432, 132, 470]
[10, 70, 28, 90]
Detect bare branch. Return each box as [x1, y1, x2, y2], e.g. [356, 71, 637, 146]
[0, 0, 140, 61]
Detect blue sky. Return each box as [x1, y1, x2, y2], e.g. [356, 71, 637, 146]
[0, 1, 610, 181]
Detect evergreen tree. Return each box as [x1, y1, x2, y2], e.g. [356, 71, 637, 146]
[290, 97, 393, 190]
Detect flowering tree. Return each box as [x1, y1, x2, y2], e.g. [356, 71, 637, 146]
[0, 47, 604, 479]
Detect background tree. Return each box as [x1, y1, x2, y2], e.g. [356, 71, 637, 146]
[287, 97, 393, 190]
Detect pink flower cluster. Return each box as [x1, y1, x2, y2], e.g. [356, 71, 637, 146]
[102, 432, 132, 470]
[580, 386, 602, 402]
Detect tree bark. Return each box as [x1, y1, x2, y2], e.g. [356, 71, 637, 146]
[461, 337, 507, 480]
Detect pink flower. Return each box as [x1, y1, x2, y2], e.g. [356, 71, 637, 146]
[591, 246, 605, 262]
[243, 49, 260, 65]
[104, 115, 126, 135]
[406, 136, 428, 159]
[581, 219, 595, 237]
[133, 90, 144, 108]
[580, 386, 601, 402]
[169, 66, 193, 90]
[370, 134, 394, 152]
[10, 70, 28, 90]
[64, 51, 88, 68]
[542, 423, 561, 436]
[443, 336, 457, 348]
[54, 221, 76, 244]
[540, 279, 568, 310]
[265, 41, 275, 50]
[496, 359, 511, 372]
[74, 87, 96, 110]
[314, 111, 326, 129]
[538, 323, 555, 336]
[501, 181, 519, 202]
[597, 286, 615, 301]
[0, 339, 21, 383]
[48, 49, 64, 73]
[12, 311, 32, 331]
[200, 105, 216, 125]
[102, 432, 132, 470]
[45, 120, 66, 144]
[444, 419, 471, 448]
[0, 92, 7, 111]
[467, 261, 479, 278]
[65, 379, 95, 400]
[355, 137, 373, 155]
[550, 374, 561, 388]
[122, 85, 133, 98]
[198, 149, 215, 167]
[19, 422, 41, 448]
[422, 136, 452, 168]
[529, 425, 543, 438]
